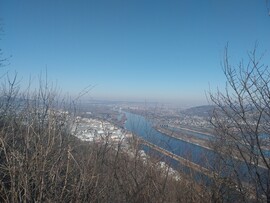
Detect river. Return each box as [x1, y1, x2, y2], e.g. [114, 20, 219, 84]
[124, 111, 215, 168]
[123, 111, 268, 186]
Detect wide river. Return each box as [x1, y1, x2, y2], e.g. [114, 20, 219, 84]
[123, 111, 268, 184]
[124, 111, 215, 168]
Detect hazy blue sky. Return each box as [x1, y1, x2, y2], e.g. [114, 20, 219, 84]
[1, 0, 270, 106]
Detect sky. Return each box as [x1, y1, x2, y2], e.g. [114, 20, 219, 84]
[0, 0, 270, 106]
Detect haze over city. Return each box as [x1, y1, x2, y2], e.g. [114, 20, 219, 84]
[1, 0, 270, 106]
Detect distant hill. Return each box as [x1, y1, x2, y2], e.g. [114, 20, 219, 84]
[180, 105, 216, 117]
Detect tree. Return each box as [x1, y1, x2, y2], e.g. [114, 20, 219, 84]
[209, 45, 270, 202]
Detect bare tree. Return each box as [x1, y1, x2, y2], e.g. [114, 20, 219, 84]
[0, 25, 211, 202]
[209, 45, 270, 202]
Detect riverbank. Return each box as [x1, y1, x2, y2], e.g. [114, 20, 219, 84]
[170, 126, 215, 137]
[155, 126, 269, 170]
[155, 126, 212, 150]
[140, 139, 215, 179]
